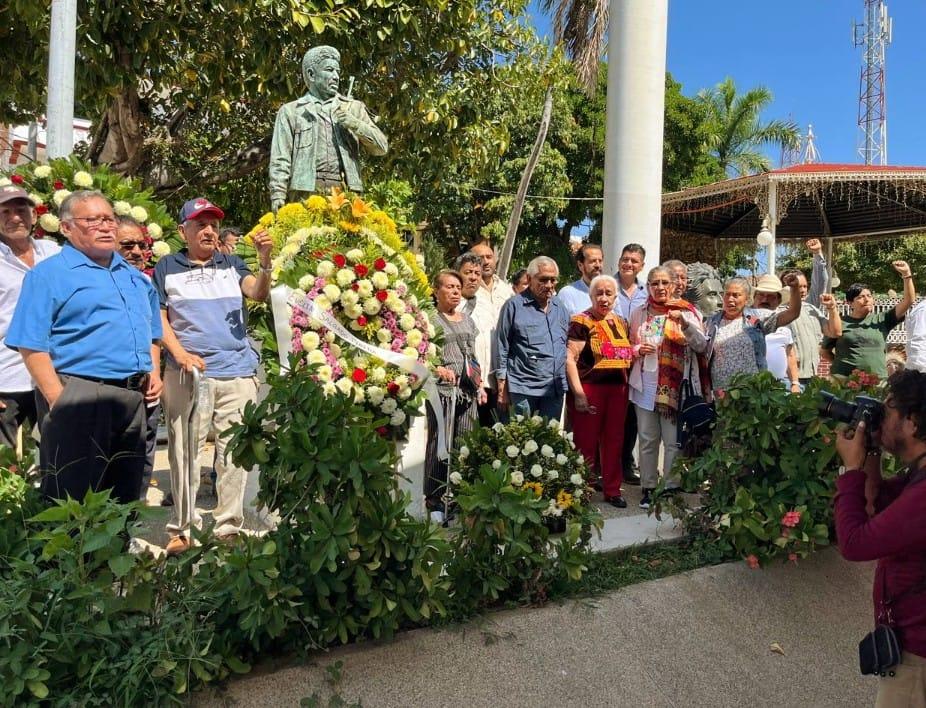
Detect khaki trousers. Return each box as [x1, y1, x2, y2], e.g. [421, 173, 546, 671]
[162, 369, 258, 536]
[877, 652, 926, 708]
[635, 404, 680, 490]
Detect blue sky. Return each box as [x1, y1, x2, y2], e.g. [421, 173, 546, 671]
[527, 0, 926, 166]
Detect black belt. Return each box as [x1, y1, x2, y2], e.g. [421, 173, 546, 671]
[63, 372, 149, 392]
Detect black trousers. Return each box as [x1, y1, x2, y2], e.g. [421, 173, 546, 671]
[0, 389, 37, 450]
[36, 376, 146, 504]
[139, 402, 161, 500]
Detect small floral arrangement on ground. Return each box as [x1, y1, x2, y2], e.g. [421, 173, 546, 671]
[247, 190, 436, 436]
[1, 157, 177, 264]
[452, 414, 596, 522]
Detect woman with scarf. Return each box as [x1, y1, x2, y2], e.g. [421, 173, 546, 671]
[565, 274, 634, 508]
[628, 266, 709, 509]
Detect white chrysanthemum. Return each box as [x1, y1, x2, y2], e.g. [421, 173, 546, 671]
[346, 248, 364, 263]
[389, 410, 407, 426]
[530, 415, 543, 425]
[366, 386, 385, 405]
[72, 170, 93, 188]
[316, 365, 333, 382]
[406, 330, 423, 348]
[151, 241, 171, 257]
[541, 444, 555, 458]
[316, 261, 335, 278]
[298, 275, 314, 290]
[314, 294, 331, 311]
[515, 415, 524, 422]
[399, 313, 416, 331]
[394, 375, 409, 389]
[324, 331, 336, 342]
[530, 464, 543, 478]
[427, 322, 436, 338]
[28, 193, 44, 205]
[376, 328, 392, 344]
[335, 378, 353, 396]
[362, 298, 382, 315]
[458, 445, 470, 460]
[52, 189, 71, 206]
[492, 459, 502, 469]
[522, 440, 538, 454]
[322, 381, 338, 397]
[510, 470, 524, 485]
[402, 347, 417, 359]
[408, 294, 419, 308]
[389, 299, 407, 315]
[371, 367, 386, 383]
[328, 343, 341, 358]
[352, 386, 365, 404]
[335, 268, 356, 287]
[322, 284, 341, 302]
[384, 262, 399, 277]
[570, 473, 584, 486]
[33, 165, 52, 178]
[280, 242, 299, 257]
[344, 304, 363, 320]
[129, 206, 148, 223]
[492, 422, 505, 433]
[147, 222, 163, 240]
[112, 200, 131, 216]
[381, 398, 398, 414]
[505, 445, 519, 458]
[307, 350, 326, 365]
[352, 355, 368, 369]
[398, 387, 412, 400]
[340, 290, 359, 306]
[300, 331, 320, 351]
[356, 279, 373, 297]
[0, 178, 10, 186]
[555, 453, 568, 465]
[449, 471, 463, 485]
[371, 272, 390, 290]
[415, 253, 425, 266]
[38, 214, 60, 232]
[547, 418, 560, 430]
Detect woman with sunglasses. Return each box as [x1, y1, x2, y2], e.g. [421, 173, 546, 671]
[628, 266, 709, 508]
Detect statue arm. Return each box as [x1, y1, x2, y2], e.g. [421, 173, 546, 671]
[269, 108, 295, 208]
[808, 251, 828, 307]
[345, 101, 388, 156]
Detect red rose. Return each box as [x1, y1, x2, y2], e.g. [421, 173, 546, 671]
[387, 382, 400, 395]
[35, 204, 48, 215]
[351, 367, 368, 384]
[354, 263, 369, 277]
[374, 258, 387, 270]
[356, 315, 368, 327]
[351, 282, 360, 291]
[34, 227, 45, 238]
[53, 180, 64, 189]
[376, 426, 389, 437]
[10, 174, 23, 184]
[375, 290, 388, 302]
[333, 254, 347, 267]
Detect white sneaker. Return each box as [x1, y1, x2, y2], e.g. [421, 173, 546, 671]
[430, 510, 445, 524]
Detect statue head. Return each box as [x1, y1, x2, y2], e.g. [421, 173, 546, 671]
[302, 46, 341, 100]
[685, 262, 723, 316]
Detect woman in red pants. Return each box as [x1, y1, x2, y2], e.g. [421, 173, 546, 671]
[565, 274, 634, 508]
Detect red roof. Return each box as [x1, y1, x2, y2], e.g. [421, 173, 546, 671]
[768, 163, 926, 174]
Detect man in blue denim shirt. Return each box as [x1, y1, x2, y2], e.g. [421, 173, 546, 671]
[496, 256, 569, 420]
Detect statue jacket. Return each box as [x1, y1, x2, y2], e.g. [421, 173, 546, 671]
[269, 93, 388, 201]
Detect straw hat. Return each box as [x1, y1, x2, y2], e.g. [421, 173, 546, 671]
[754, 274, 790, 305]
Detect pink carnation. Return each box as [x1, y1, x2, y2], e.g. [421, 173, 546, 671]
[781, 510, 802, 528]
[746, 555, 760, 569]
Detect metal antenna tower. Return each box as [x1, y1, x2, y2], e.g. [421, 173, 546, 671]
[853, 0, 891, 165]
[801, 124, 821, 164]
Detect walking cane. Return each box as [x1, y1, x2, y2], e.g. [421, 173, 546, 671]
[185, 366, 204, 535]
[439, 386, 458, 525]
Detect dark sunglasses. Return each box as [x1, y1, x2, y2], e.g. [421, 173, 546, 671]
[118, 240, 147, 250]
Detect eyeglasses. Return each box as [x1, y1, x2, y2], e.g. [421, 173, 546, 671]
[69, 216, 117, 229]
[118, 240, 147, 250]
[536, 276, 557, 283]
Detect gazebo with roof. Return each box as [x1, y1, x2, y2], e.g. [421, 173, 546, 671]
[660, 163, 926, 272]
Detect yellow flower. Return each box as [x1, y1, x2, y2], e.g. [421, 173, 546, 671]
[339, 220, 360, 233]
[327, 187, 348, 211]
[305, 195, 327, 212]
[369, 209, 397, 233]
[258, 212, 275, 227]
[556, 489, 574, 510]
[276, 202, 309, 223]
[351, 196, 371, 219]
[523, 482, 543, 498]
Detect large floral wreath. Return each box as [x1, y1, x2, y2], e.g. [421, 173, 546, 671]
[2, 156, 179, 269]
[246, 190, 437, 435]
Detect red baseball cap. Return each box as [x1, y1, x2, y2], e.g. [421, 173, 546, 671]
[0, 186, 36, 206]
[179, 197, 225, 223]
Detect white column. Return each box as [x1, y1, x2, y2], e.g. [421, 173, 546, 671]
[767, 181, 778, 274]
[601, 0, 669, 272]
[46, 0, 78, 159]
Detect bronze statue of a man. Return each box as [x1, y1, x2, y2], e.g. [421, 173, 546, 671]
[684, 262, 724, 317]
[269, 46, 388, 211]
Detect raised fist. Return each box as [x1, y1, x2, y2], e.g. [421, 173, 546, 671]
[892, 260, 912, 278]
[782, 272, 800, 288]
[820, 293, 837, 309]
[805, 238, 823, 254]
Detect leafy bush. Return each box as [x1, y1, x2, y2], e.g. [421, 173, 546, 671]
[445, 415, 602, 613]
[666, 370, 885, 568]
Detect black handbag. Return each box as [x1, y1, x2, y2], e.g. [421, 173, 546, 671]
[458, 354, 482, 397]
[676, 357, 715, 451]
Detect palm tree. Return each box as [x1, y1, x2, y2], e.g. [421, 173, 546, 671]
[540, 0, 608, 94]
[697, 77, 800, 177]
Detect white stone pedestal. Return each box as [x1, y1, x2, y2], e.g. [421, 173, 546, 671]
[395, 405, 428, 519]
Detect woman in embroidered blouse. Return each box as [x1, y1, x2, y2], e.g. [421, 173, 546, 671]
[628, 267, 708, 508]
[565, 275, 633, 508]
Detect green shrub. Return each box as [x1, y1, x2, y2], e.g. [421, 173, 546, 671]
[666, 370, 886, 568]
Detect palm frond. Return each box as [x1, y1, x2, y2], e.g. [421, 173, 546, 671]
[541, 0, 609, 95]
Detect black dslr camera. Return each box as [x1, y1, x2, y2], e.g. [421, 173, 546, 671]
[819, 391, 884, 447]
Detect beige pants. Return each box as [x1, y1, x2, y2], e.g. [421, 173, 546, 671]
[635, 404, 680, 490]
[162, 369, 258, 536]
[877, 652, 926, 708]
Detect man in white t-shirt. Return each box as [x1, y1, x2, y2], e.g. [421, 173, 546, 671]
[753, 275, 800, 392]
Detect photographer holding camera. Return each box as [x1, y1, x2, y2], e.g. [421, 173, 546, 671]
[834, 368, 926, 705]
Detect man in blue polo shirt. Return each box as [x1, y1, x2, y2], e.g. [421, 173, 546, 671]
[7, 190, 162, 503]
[155, 197, 273, 555]
[495, 256, 570, 420]
[558, 243, 604, 317]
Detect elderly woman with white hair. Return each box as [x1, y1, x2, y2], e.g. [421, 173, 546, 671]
[565, 274, 634, 508]
[496, 255, 570, 420]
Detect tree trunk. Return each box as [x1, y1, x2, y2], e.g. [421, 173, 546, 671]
[95, 86, 146, 175]
[497, 87, 554, 280]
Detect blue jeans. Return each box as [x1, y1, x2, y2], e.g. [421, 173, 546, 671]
[509, 392, 564, 421]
